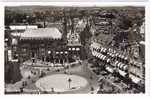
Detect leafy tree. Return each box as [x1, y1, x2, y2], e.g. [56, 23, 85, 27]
[80, 23, 92, 45]
[117, 15, 133, 30]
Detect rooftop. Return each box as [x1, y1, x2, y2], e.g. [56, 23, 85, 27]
[20, 28, 62, 40]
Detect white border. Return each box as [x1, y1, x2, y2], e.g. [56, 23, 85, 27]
[0, 1, 150, 99]
[0, 2, 4, 96]
[0, 0, 148, 2]
[1, 2, 148, 7]
[145, 2, 151, 96]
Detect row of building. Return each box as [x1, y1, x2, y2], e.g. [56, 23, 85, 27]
[5, 26, 83, 64]
[90, 42, 145, 86]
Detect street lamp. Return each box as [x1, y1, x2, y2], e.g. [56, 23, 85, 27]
[48, 51, 51, 54]
[48, 51, 51, 63]
[68, 78, 72, 89]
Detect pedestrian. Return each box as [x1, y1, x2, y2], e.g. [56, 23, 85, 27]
[90, 75, 93, 80]
[31, 70, 33, 74]
[20, 87, 24, 93]
[28, 76, 31, 79]
[51, 88, 54, 93]
[64, 71, 67, 74]
[91, 86, 94, 94]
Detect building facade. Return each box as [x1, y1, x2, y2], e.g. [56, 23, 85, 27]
[90, 42, 145, 89]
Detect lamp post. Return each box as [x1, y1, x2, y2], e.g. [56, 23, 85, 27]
[68, 78, 72, 89]
[90, 86, 94, 94]
[66, 51, 72, 89]
[48, 50, 51, 55]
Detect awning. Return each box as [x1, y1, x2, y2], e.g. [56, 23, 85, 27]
[115, 61, 118, 66]
[98, 54, 101, 58]
[113, 50, 116, 53]
[101, 48, 104, 52]
[119, 63, 124, 69]
[111, 53, 115, 57]
[123, 65, 128, 71]
[106, 66, 114, 73]
[93, 52, 97, 57]
[119, 70, 127, 77]
[92, 51, 95, 56]
[124, 57, 128, 60]
[118, 54, 122, 58]
[103, 48, 107, 52]
[129, 74, 141, 84]
[121, 55, 125, 59]
[117, 62, 121, 68]
[102, 56, 106, 60]
[97, 53, 100, 58]
[107, 59, 110, 63]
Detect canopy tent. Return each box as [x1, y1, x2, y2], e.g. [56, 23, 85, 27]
[129, 74, 141, 84]
[119, 70, 127, 77]
[106, 66, 114, 73]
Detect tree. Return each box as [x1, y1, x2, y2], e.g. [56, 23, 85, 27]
[5, 62, 22, 84]
[117, 15, 133, 30]
[80, 23, 92, 45]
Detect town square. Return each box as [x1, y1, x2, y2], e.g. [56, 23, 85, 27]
[4, 6, 145, 94]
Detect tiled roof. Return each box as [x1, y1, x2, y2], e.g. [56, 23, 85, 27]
[20, 28, 62, 40]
